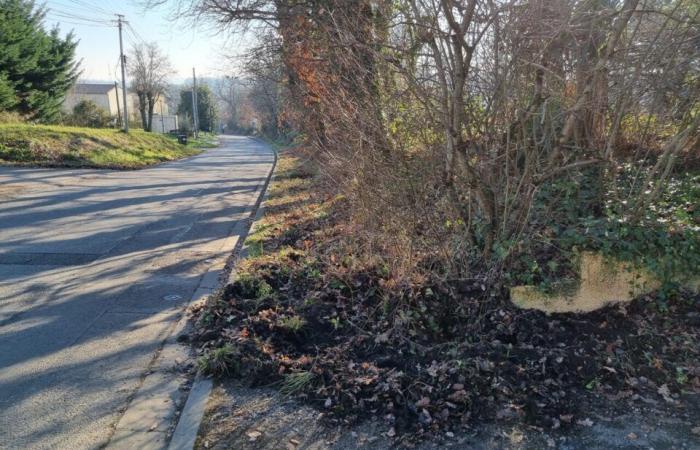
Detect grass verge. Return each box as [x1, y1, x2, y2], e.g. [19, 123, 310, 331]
[0, 123, 204, 169]
[183, 132, 219, 149]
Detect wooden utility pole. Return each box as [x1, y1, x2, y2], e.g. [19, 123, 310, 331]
[192, 67, 199, 138]
[116, 14, 129, 132]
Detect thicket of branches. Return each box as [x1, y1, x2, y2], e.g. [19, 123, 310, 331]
[163, 0, 700, 283]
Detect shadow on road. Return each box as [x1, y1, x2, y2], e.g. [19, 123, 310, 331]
[0, 136, 274, 449]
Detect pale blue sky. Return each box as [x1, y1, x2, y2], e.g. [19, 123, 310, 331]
[43, 0, 249, 83]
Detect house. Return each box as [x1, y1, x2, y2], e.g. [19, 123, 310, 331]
[63, 82, 171, 129]
[63, 83, 123, 116]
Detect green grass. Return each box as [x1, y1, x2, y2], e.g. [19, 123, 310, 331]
[183, 132, 219, 149]
[0, 123, 206, 169]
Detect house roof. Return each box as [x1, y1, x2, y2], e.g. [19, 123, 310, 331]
[71, 83, 116, 95]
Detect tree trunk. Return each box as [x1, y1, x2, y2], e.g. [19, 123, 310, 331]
[146, 93, 155, 132]
[137, 92, 147, 131]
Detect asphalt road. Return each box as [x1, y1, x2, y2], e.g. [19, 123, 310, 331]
[0, 136, 274, 449]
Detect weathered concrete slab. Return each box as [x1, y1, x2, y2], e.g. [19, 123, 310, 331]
[511, 251, 699, 313]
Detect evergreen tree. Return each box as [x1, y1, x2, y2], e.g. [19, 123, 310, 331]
[0, 0, 80, 121]
[178, 86, 217, 132]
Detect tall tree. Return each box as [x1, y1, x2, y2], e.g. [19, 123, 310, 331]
[178, 85, 217, 132]
[0, 0, 80, 121]
[128, 42, 173, 131]
[213, 75, 241, 132]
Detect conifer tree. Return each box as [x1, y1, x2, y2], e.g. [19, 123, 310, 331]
[0, 0, 80, 121]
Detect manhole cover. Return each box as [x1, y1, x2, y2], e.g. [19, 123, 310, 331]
[163, 294, 183, 302]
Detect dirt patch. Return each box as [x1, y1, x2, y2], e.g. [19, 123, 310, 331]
[197, 380, 700, 449]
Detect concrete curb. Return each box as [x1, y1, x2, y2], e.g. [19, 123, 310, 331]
[167, 375, 213, 450]
[104, 137, 277, 450]
[165, 139, 278, 450]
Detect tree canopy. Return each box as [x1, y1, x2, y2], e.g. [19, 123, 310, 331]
[178, 85, 217, 132]
[0, 0, 80, 121]
[128, 42, 173, 132]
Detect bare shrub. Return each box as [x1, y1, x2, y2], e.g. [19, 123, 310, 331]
[156, 0, 700, 284]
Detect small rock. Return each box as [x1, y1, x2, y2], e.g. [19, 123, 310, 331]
[416, 397, 430, 408]
[247, 430, 262, 442]
[324, 398, 332, 408]
[448, 390, 467, 402]
[657, 384, 678, 404]
[577, 418, 594, 427]
[387, 427, 396, 437]
[627, 432, 638, 440]
[551, 418, 561, 430]
[446, 431, 455, 438]
[496, 408, 517, 420]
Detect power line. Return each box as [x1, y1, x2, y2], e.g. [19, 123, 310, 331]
[101, 0, 120, 14]
[58, 0, 112, 16]
[126, 23, 148, 45]
[124, 26, 141, 46]
[45, 0, 113, 19]
[46, 11, 113, 25]
[44, 1, 116, 27]
[44, 16, 111, 27]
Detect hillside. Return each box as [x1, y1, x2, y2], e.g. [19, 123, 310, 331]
[0, 124, 203, 169]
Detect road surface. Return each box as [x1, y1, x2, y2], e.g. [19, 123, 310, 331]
[0, 136, 274, 449]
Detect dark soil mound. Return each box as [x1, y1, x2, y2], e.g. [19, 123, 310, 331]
[192, 250, 699, 441]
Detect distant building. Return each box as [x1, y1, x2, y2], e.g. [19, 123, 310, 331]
[63, 82, 170, 126]
[63, 83, 123, 116]
[151, 113, 179, 134]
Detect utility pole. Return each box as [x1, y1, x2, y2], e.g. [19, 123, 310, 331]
[117, 14, 129, 133]
[191, 67, 199, 138]
[114, 81, 122, 128]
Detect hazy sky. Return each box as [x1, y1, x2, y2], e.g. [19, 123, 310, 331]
[43, 0, 249, 83]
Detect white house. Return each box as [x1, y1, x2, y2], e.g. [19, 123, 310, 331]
[63, 82, 171, 128]
[63, 83, 123, 116]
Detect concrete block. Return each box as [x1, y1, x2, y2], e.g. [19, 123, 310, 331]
[511, 251, 696, 313]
